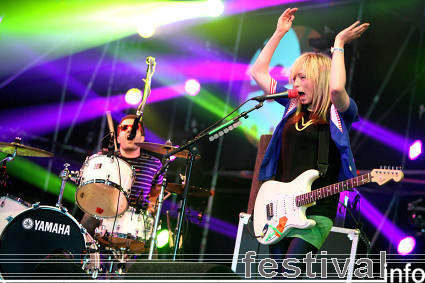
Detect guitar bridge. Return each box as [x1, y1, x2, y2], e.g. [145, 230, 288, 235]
[266, 203, 273, 220]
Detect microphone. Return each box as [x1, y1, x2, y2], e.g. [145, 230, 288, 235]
[127, 116, 141, 140]
[251, 89, 298, 102]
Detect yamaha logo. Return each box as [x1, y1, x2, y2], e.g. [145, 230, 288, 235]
[21, 218, 71, 235]
[22, 218, 34, 230]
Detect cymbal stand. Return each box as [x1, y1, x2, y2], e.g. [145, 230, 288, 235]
[0, 147, 16, 187]
[0, 146, 17, 164]
[173, 147, 197, 260]
[56, 163, 70, 209]
[148, 156, 170, 260]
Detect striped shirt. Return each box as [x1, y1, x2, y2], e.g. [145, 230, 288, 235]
[120, 152, 163, 207]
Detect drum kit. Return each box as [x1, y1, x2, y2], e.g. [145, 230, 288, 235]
[0, 137, 211, 279]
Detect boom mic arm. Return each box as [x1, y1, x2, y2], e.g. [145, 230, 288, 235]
[128, 57, 156, 141]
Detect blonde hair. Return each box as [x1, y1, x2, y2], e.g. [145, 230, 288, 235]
[289, 52, 331, 125]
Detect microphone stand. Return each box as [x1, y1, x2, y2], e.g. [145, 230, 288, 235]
[152, 100, 264, 261]
[128, 57, 155, 141]
[148, 154, 170, 260]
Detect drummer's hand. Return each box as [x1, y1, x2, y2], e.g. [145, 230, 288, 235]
[147, 201, 157, 214]
[179, 174, 186, 185]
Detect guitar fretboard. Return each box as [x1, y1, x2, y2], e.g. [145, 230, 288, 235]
[295, 173, 371, 207]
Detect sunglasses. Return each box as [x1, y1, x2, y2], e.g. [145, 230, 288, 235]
[118, 124, 142, 132]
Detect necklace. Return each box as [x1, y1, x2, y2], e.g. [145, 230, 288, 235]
[295, 116, 314, 131]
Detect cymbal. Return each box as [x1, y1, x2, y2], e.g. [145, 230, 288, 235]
[166, 183, 212, 198]
[135, 142, 200, 159]
[0, 141, 53, 157]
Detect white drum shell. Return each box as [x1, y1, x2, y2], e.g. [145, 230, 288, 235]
[97, 208, 154, 253]
[76, 154, 134, 218]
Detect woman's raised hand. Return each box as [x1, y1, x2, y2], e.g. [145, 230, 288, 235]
[276, 8, 298, 35]
[335, 21, 370, 46]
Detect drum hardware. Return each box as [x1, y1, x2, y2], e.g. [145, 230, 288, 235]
[135, 142, 201, 159]
[68, 170, 80, 183]
[115, 253, 128, 276]
[171, 143, 198, 261]
[147, 141, 173, 260]
[56, 163, 70, 208]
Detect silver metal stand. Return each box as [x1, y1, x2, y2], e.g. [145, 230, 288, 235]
[148, 159, 169, 260]
[56, 163, 70, 208]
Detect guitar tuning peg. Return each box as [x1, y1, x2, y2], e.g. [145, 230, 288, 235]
[380, 165, 383, 169]
[392, 166, 395, 170]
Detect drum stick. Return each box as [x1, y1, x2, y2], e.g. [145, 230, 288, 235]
[166, 211, 174, 248]
[106, 111, 118, 152]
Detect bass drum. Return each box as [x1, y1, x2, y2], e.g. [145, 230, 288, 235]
[0, 205, 100, 280]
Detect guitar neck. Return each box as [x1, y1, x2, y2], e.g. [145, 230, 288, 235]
[296, 173, 371, 207]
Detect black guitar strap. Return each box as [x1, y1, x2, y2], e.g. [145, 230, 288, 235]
[317, 113, 330, 177]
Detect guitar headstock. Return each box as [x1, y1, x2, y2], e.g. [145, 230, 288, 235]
[371, 167, 404, 186]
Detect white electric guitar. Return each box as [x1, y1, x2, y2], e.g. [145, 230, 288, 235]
[253, 168, 404, 245]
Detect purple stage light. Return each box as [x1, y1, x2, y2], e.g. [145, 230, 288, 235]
[225, 0, 307, 15]
[157, 55, 251, 83]
[397, 236, 416, 255]
[352, 117, 409, 153]
[0, 96, 130, 138]
[409, 140, 422, 160]
[148, 85, 186, 102]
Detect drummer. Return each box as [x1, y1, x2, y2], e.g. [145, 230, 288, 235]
[80, 114, 163, 236]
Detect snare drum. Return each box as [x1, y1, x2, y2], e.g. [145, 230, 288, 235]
[0, 195, 31, 233]
[96, 208, 154, 253]
[76, 154, 134, 218]
[0, 205, 100, 280]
